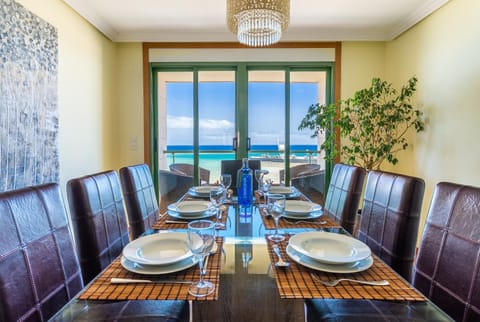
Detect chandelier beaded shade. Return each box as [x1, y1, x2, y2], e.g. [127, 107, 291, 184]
[226, 0, 290, 47]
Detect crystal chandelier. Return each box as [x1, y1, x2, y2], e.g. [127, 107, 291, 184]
[226, 0, 290, 47]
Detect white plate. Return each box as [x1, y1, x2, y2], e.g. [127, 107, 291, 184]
[122, 232, 192, 266]
[188, 185, 219, 197]
[288, 231, 371, 265]
[269, 186, 300, 197]
[283, 211, 323, 220]
[121, 255, 198, 275]
[269, 186, 293, 194]
[286, 244, 373, 273]
[168, 201, 212, 216]
[285, 200, 322, 214]
[167, 210, 215, 220]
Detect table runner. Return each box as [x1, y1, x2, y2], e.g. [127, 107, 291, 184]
[78, 237, 224, 301]
[266, 235, 425, 301]
[152, 205, 228, 230]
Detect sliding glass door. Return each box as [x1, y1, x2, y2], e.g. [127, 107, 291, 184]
[151, 63, 333, 188]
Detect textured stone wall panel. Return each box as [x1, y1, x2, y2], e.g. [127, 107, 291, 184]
[0, 0, 58, 192]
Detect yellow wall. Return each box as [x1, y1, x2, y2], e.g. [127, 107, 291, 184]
[384, 0, 480, 232]
[341, 0, 480, 239]
[341, 42, 386, 98]
[114, 43, 145, 169]
[16, 0, 118, 195]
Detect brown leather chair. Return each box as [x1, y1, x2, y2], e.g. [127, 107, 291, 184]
[221, 159, 261, 193]
[120, 163, 159, 239]
[169, 163, 210, 185]
[158, 169, 194, 213]
[67, 170, 130, 284]
[323, 163, 366, 234]
[0, 183, 83, 321]
[305, 298, 453, 321]
[279, 163, 321, 184]
[67, 170, 190, 321]
[413, 182, 480, 322]
[358, 170, 425, 282]
[291, 170, 325, 206]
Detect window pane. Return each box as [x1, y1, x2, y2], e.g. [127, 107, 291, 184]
[198, 71, 236, 182]
[290, 71, 326, 170]
[158, 72, 193, 171]
[248, 70, 285, 183]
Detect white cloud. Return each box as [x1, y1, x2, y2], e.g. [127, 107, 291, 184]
[167, 115, 193, 129]
[167, 115, 234, 131]
[200, 119, 234, 130]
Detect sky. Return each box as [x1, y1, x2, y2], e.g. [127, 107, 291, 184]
[166, 81, 319, 147]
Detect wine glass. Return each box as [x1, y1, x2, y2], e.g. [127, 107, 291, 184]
[260, 177, 272, 201]
[254, 169, 269, 188]
[220, 174, 232, 202]
[254, 169, 270, 204]
[266, 194, 286, 242]
[210, 187, 225, 229]
[187, 220, 216, 297]
[254, 169, 264, 186]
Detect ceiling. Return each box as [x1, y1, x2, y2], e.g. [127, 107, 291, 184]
[62, 0, 450, 43]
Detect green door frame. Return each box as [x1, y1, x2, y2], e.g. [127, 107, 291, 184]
[149, 61, 335, 194]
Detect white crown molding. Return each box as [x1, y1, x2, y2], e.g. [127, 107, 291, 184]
[62, 0, 118, 40]
[115, 28, 390, 43]
[62, 0, 450, 43]
[388, 0, 451, 40]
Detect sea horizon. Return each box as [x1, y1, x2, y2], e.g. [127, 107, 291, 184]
[166, 144, 318, 151]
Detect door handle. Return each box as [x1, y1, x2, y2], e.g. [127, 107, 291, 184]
[232, 137, 238, 151]
[247, 137, 251, 151]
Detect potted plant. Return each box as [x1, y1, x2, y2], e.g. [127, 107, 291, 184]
[298, 77, 425, 171]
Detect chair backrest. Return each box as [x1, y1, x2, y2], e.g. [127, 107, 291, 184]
[0, 183, 83, 321]
[358, 170, 424, 282]
[67, 170, 130, 284]
[119, 163, 159, 240]
[413, 182, 480, 322]
[221, 159, 261, 193]
[279, 163, 321, 183]
[323, 163, 366, 234]
[158, 169, 194, 213]
[291, 170, 325, 206]
[169, 163, 210, 184]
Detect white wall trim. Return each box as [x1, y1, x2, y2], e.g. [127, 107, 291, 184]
[149, 48, 336, 63]
[389, 0, 451, 39]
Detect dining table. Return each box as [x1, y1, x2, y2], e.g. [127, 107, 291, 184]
[50, 186, 453, 322]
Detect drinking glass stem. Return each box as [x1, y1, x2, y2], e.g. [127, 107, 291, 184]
[198, 254, 206, 284]
[274, 217, 279, 235]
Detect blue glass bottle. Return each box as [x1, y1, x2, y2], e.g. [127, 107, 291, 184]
[237, 158, 253, 207]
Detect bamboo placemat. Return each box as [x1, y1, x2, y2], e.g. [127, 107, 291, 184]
[152, 205, 228, 230]
[266, 235, 425, 301]
[78, 237, 224, 301]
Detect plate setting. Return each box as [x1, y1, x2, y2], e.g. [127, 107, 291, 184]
[284, 200, 322, 216]
[123, 232, 192, 266]
[286, 244, 373, 273]
[283, 211, 323, 220]
[167, 200, 214, 218]
[268, 186, 301, 198]
[188, 185, 218, 198]
[288, 231, 371, 265]
[121, 255, 198, 275]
